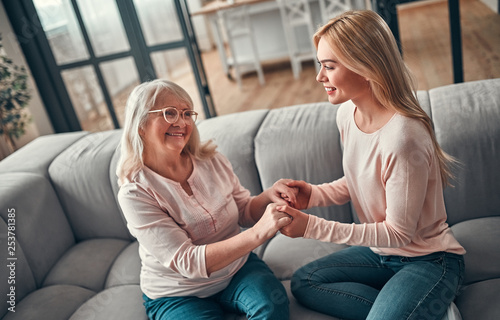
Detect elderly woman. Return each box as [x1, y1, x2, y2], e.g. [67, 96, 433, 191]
[116, 79, 290, 320]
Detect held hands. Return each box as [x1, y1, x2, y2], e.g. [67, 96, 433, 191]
[252, 203, 293, 240]
[254, 179, 311, 240]
[271, 179, 312, 210]
[277, 205, 309, 238]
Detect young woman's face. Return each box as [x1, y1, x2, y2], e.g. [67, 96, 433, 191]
[316, 37, 370, 105]
[141, 92, 194, 158]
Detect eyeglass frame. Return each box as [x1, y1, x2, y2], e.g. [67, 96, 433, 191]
[148, 107, 198, 124]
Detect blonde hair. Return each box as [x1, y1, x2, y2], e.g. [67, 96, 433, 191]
[116, 79, 216, 186]
[314, 10, 456, 186]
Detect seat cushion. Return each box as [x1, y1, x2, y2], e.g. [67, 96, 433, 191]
[0, 173, 74, 288]
[0, 218, 36, 318]
[262, 234, 348, 280]
[283, 280, 342, 320]
[43, 239, 131, 292]
[69, 285, 147, 320]
[105, 241, 141, 288]
[451, 217, 500, 285]
[2, 285, 95, 320]
[455, 278, 500, 320]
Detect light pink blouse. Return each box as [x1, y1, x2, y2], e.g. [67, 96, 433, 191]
[305, 101, 465, 257]
[118, 153, 256, 299]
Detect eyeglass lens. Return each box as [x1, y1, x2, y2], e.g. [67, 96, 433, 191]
[163, 108, 197, 123]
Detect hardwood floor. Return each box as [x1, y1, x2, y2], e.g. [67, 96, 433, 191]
[200, 0, 500, 117]
[201, 55, 326, 116]
[398, 0, 500, 90]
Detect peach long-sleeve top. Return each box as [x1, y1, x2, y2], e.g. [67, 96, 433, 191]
[118, 153, 256, 299]
[305, 101, 465, 257]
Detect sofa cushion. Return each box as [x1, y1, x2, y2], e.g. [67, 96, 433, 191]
[255, 103, 352, 222]
[0, 219, 36, 318]
[416, 90, 431, 118]
[69, 285, 147, 320]
[43, 239, 131, 292]
[451, 217, 500, 285]
[455, 278, 500, 320]
[0, 173, 74, 287]
[109, 136, 123, 210]
[48, 130, 132, 241]
[197, 109, 269, 196]
[429, 78, 500, 225]
[0, 131, 88, 176]
[283, 280, 341, 320]
[262, 234, 348, 280]
[105, 241, 141, 288]
[2, 285, 95, 320]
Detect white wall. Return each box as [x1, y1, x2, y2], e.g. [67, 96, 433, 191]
[481, 0, 498, 13]
[0, 2, 54, 160]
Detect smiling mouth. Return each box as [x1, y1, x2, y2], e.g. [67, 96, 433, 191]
[325, 87, 337, 94]
[166, 133, 184, 137]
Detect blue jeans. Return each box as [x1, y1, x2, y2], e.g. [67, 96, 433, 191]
[143, 253, 289, 320]
[291, 246, 464, 320]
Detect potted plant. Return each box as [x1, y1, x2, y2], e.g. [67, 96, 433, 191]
[0, 33, 32, 153]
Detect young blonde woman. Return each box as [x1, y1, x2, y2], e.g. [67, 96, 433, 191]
[116, 80, 291, 319]
[276, 10, 465, 320]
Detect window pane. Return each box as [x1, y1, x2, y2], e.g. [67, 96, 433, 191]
[61, 66, 113, 132]
[77, 0, 130, 56]
[133, 0, 183, 46]
[151, 49, 204, 120]
[100, 57, 140, 127]
[33, 0, 89, 65]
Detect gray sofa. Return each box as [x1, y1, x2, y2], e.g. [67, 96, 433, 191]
[1, 78, 499, 320]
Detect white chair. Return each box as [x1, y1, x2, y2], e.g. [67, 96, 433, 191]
[277, 0, 320, 79]
[218, 5, 265, 88]
[319, 0, 352, 24]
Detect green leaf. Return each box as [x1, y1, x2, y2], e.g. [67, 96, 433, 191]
[0, 32, 32, 142]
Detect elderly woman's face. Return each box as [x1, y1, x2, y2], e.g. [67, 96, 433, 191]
[141, 91, 194, 157]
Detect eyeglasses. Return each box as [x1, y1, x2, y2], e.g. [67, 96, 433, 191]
[148, 107, 198, 123]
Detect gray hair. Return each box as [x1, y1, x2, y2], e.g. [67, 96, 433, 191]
[116, 79, 215, 185]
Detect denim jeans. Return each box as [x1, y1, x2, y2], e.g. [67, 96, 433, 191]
[143, 253, 289, 320]
[291, 246, 464, 320]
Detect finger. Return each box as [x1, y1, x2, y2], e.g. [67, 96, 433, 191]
[274, 198, 289, 206]
[281, 188, 297, 204]
[277, 205, 297, 216]
[286, 180, 304, 188]
[277, 216, 293, 228]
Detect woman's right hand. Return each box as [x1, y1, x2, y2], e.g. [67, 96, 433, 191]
[252, 203, 292, 240]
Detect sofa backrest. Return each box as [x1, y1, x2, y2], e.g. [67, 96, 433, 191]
[47, 129, 132, 242]
[254, 103, 353, 222]
[428, 79, 500, 225]
[0, 132, 88, 317]
[199, 103, 354, 223]
[197, 109, 269, 197]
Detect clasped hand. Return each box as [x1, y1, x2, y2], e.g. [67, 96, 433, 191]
[269, 179, 312, 238]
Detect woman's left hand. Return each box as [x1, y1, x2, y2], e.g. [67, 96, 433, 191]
[252, 203, 293, 240]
